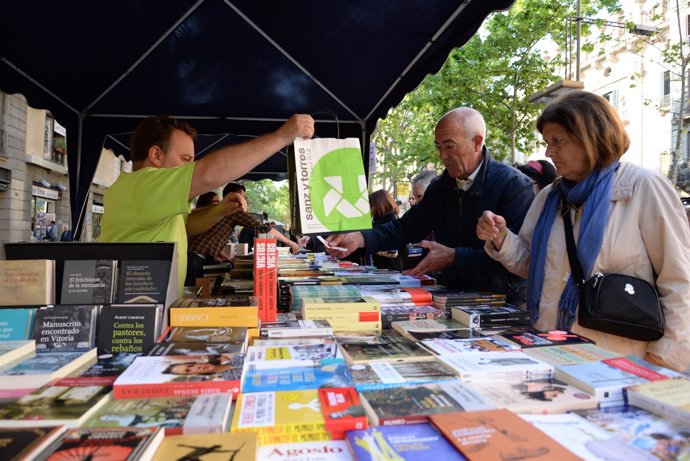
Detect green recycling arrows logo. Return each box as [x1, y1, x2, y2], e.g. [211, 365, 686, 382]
[310, 146, 371, 231]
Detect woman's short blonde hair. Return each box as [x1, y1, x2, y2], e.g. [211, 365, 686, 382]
[536, 90, 630, 170]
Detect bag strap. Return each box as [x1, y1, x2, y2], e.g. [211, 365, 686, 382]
[561, 199, 586, 289]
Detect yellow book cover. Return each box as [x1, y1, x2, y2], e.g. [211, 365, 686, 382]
[169, 306, 259, 327]
[231, 390, 327, 436]
[327, 321, 382, 333]
[0, 259, 54, 306]
[301, 297, 380, 313]
[625, 377, 690, 426]
[153, 432, 257, 460]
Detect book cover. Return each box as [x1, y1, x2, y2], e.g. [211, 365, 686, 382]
[0, 384, 111, 427]
[381, 305, 449, 329]
[255, 236, 278, 323]
[429, 408, 580, 461]
[41, 427, 164, 461]
[0, 348, 97, 390]
[55, 352, 139, 386]
[475, 378, 599, 414]
[319, 387, 368, 437]
[420, 336, 521, 355]
[116, 260, 171, 304]
[624, 377, 690, 427]
[391, 318, 469, 339]
[260, 319, 334, 338]
[97, 304, 160, 355]
[84, 393, 233, 435]
[359, 380, 495, 426]
[0, 308, 36, 341]
[521, 413, 657, 461]
[555, 355, 681, 406]
[0, 259, 55, 306]
[171, 295, 255, 307]
[170, 305, 259, 328]
[31, 304, 97, 351]
[0, 426, 66, 461]
[258, 441, 352, 461]
[339, 339, 435, 365]
[245, 343, 342, 370]
[166, 326, 249, 344]
[231, 389, 329, 440]
[243, 359, 354, 393]
[431, 289, 505, 305]
[451, 304, 531, 328]
[575, 405, 690, 460]
[60, 259, 116, 304]
[152, 432, 257, 461]
[349, 360, 458, 391]
[146, 340, 245, 357]
[346, 423, 466, 461]
[437, 351, 554, 384]
[499, 328, 594, 348]
[113, 354, 244, 400]
[0, 339, 35, 370]
[524, 343, 622, 366]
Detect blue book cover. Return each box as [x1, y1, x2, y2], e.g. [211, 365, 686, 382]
[346, 423, 466, 460]
[242, 358, 353, 393]
[0, 308, 36, 340]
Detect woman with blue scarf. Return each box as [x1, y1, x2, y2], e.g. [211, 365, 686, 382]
[477, 91, 690, 372]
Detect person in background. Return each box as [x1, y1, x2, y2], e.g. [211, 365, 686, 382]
[477, 90, 690, 371]
[44, 221, 58, 241]
[517, 159, 558, 194]
[411, 169, 438, 204]
[368, 189, 404, 271]
[98, 113, 314, 294]
[59, 224, 74, 242]
[195, 191, 221, 208]
[327, 107, 534, 304]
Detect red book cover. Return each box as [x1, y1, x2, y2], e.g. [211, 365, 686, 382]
[264, 239, 278, 322]
[254, 238, 268, 321]
[319, 387, 368, 439]
[401, 287, 433, 304]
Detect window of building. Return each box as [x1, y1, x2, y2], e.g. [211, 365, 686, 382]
[603, 90, 619, 109]
[661, 70, 671, 107]
[43, 113, 67, 165]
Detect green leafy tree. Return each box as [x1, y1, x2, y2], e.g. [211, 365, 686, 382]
[243, 179, 290, 226]
[373, 0, 621, 182]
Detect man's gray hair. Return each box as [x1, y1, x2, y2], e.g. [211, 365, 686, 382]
[441, 107, 486, 141]
[412, 169, 438, 187]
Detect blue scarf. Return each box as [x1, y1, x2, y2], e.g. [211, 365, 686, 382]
[527, 161, 619, 329]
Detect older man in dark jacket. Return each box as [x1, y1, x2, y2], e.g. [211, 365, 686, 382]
[327, 107, 534, 305]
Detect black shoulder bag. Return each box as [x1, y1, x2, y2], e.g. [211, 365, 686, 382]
[561, 200, 664, 341]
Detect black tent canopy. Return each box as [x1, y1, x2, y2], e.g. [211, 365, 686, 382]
[0, 0, 515, 237]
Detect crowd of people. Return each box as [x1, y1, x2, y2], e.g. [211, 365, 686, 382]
[89, 90, 690, 372]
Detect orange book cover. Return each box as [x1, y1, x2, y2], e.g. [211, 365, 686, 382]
[264, 240, 278, 322]
[429, 409, 580, 461]
[318, 387, 368, 438]
[401, 287, 433, 304]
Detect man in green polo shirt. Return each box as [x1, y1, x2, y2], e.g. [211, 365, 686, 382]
[99, 114, 314, 294]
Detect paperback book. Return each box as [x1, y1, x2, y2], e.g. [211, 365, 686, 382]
[0, 384, 111, 427]
[437, 350, 554, 384]
[169, 297, 258, 328]
[84, 393, 233, 435]
[429, 408, 580, 461]
[0, 348, 97, 390]
[475, 378, 600, 414]
[381, 305, 449, 329]
[231, 389, 331, 445]
[349, 360, 458, 391]
[554, 355, 682, 407]
[164, 325, 249, 344]
[116, 259, 171, 304]
[420, 336, 520, 355]
[451, 304, 531, 328]
[55, 352, 139, 386]
[152, 432, 257, 461]
[0, 339, 35, 369]
[40, 427, 164, 461]
[346, 423, 465, 461]
[521, 413, 656, 461]
[259, 319, 334, 338]
[60, 259, 116, 304]
[339, 338, 435, 365]
[359, 380, 495, 426]
[391, 318, 469, 341]
[624, 377, 690, 426]
[524, 343, 622, 366]
[245, 343, 342, 370]
[146, 340, 246, 357]
[0, 259, 55, 306]
[97, 304, 160, 355]
[31, 304, 97, 351]
[258, 441, 352, 461]
[499, 328, 594, 348]
[113, 353, 244, 400]
[0, 308, 36, 341]
[575, 405, 690, 460]
[319, 387, 368, 437]
[0, 426, 66, 461]
[242, 359, 354, 393]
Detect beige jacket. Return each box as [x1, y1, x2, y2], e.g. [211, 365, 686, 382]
[486, 162, 690, 371]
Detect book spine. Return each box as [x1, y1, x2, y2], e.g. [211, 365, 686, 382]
[626, 391, 690, 427]
[256, 431, 333, 445]
[169, 308, 259, 327]
[265, 240, 278, 322]
[254, 238, 268, 322]
[328, 321, 382, 332]
[379, 414, 430, 426]
[260, 328, 334, 338]
[303, 312, 380, 322]
[382, 311, 449, 329]
[232, 423, 327, 435]
[113, 380, 240, 400]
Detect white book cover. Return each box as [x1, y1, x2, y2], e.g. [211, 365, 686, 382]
[245, 343, 342, 370]
[258, 441, 353, 461]
[437, 351, 554, 383]
[421, 336, 520, 355]
[521, 413, 657, 461]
